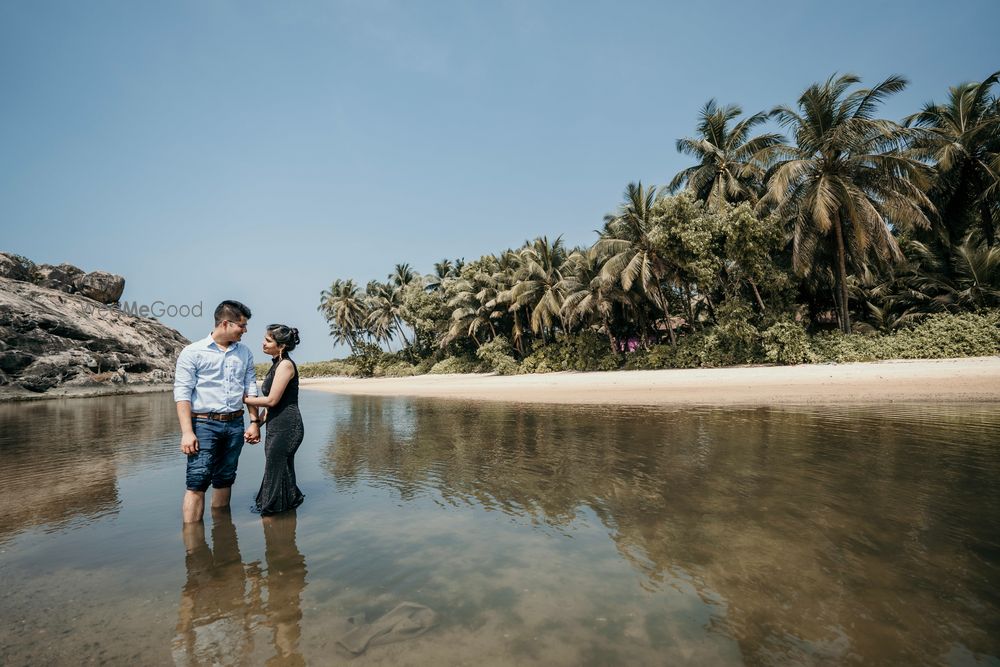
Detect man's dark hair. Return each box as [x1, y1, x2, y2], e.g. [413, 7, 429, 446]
[214, 300, 252, 326]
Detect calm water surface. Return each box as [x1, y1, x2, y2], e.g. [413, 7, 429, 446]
[1, 390, 998, 666]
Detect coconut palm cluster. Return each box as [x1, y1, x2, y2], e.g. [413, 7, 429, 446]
[319, 71, 1000, 371]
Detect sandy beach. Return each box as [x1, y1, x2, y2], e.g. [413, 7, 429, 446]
[302, 357, 1000, 406]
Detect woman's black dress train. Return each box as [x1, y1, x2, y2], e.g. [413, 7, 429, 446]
[253, 357, 304, 515]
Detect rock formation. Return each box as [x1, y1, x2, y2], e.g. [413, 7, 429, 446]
[0, 251, 188, 396]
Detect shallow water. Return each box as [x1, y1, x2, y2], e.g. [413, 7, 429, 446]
[1, 391, 998, 666]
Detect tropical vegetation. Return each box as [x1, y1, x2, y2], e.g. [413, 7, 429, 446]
[316, 70, 1000, 377]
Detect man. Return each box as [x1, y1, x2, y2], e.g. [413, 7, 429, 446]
[174, 300, 262, 523]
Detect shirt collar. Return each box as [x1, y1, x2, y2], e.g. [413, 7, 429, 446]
[202, 334, 240, 352]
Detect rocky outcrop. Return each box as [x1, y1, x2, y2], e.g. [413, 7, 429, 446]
[0, 252, 125, 303]
[0, 252, 37, 283]
[0, 253, 189, 397]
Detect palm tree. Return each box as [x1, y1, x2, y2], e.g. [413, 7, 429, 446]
[595, 182, 679, 344]
[318, 279, 368, 353]
[669, 100, 783, 209]
[906, 70, 1000, 247]
[505, 236, 568, 340]
[425, 258, 461, 292]
[905, 235, 1000, 310]
[444, 272, 500, 347]
[560, 248, 631, 351]
[490, 250, 528, 354]
[760, 73, 933, 333]
[389, 263, 418, 289]
[365, 281, 411, 348]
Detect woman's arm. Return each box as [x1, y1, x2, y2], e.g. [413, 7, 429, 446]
[244, 360, 294, 408]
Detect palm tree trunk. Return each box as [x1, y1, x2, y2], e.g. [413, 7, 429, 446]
[683, 283, 696, 329]
[833, 214, 851, 333]
[397, 320, 412, 347]
[748, 279, 766, 315]
[656, 286, 677, 346]
[705, 293, 718, 323]
[830, 284, 842, 331]
[980, 200, 996, 247]
[603, 317, 617, 354]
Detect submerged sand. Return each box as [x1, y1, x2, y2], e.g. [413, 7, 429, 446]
[302, 357, 1000, 406]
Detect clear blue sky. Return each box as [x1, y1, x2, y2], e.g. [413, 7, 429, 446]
[2, 0, 998, 361]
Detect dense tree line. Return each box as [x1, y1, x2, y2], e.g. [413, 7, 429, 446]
[318, 72, 1000, 369]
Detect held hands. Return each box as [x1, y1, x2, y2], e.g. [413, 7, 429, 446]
[243, 393, 263, 444]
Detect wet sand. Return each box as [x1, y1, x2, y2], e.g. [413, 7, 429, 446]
[302, 357, 1000, 405]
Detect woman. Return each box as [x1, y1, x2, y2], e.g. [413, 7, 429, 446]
[244, 325, 304, 515]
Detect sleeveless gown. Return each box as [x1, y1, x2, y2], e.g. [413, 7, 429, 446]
[253, 357, 305, 515]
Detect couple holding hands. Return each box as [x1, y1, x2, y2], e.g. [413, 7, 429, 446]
[174, 300, 304, 523]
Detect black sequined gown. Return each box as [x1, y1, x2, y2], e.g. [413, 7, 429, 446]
[253, 357, 304, 515]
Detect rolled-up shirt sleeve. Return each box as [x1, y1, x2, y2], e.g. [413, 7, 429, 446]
[243, 350, 259, 397]
[174, 348, 196, 403]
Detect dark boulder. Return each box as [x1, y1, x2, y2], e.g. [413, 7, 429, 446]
[74, 271, 125, 304]
[0, 350, 36, 373]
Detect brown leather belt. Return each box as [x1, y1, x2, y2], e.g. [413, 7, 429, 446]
[192, 410, 244, 422]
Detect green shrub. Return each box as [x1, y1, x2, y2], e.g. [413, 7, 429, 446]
[761, 321, 816, 365]
[624, 334, 723, 369]
[262, 359, 358, 378]
[475, 336, 520, 375]
[884, 311, 1000, 359]
[347, 342, 385, 378]
[810, 311, 999, 362]
[809, 331, 881, 362]
[428, 355, 483, 374]
[708, 301, 761, 365]
[413, 357, 437, 375]
[379, 361, 418, 377]
[520, 331, 621, 373]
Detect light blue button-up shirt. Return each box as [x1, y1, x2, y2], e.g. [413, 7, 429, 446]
[173, 334, 258, 413]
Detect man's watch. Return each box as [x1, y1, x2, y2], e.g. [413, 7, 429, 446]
[250, 418, 261, 424]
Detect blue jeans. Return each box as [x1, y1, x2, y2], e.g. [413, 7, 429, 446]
[186, 418, 245, 492]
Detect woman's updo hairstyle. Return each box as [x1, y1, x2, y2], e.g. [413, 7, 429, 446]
[267, 324, 300, 357]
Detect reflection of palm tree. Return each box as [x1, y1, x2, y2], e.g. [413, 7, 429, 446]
[262, 512, 307, 667]
[324, 397, 1000, 664]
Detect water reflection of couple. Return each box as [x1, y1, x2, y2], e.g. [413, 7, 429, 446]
[173, 509, 306, 666]
[174, 300, 304, 522]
